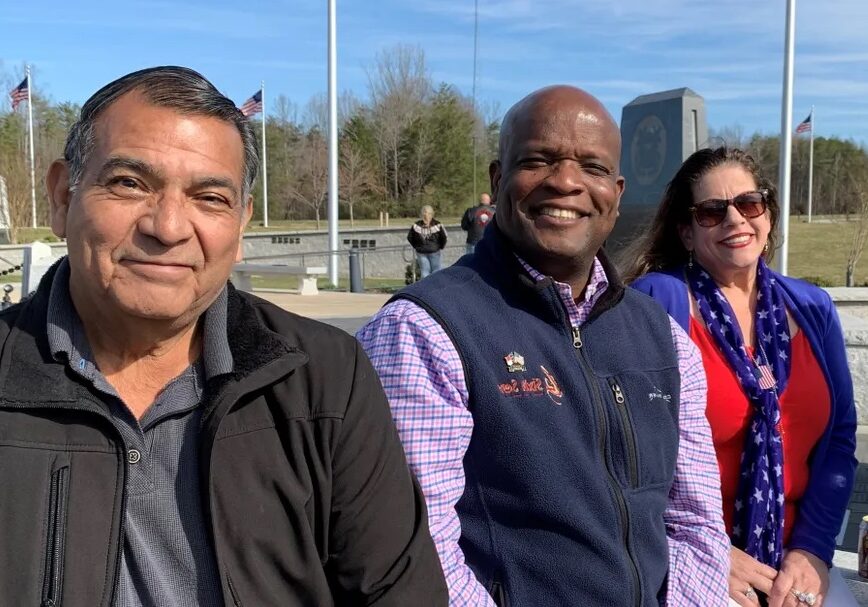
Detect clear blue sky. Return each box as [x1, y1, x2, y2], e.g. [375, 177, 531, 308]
[3, 0, 867, 146]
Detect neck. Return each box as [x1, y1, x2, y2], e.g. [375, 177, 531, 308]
[525, 252, 596, 301]
[70, 284, 203, 418]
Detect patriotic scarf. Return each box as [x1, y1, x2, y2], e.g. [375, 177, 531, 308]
[686, 258, 791, 568]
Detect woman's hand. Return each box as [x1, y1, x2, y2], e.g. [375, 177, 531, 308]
[730, 546, 778, 606]
[767, 549, 829, 607]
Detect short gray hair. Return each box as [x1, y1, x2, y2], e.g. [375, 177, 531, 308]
[64, 66, 260, 202]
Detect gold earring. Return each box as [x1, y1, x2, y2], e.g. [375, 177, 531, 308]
[763, 242, 769, 254]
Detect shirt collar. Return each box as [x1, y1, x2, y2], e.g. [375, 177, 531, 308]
[516, 254, 610, 323]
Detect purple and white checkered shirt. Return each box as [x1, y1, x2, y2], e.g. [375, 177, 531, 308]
[357, 257, 729, 606]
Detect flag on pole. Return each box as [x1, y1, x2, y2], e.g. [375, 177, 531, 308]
[239, 90, 263, 117]
[9, 76, 29, 111]
[795, 112, 812, 134]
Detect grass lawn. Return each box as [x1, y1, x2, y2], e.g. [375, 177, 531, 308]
[787, 216, 868, 286]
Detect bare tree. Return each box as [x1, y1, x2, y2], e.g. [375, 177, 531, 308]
[339, 140, 382, 227]
[846, 160, 868, 286]
[288, 130, 328, 229]
[366, 44, 431, 207]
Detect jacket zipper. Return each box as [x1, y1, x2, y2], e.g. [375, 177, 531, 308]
[570, 324, 641, 607]
[609, 379, 639, 487]
[227, 573, 243, 606]
[41, 464, 70, 607]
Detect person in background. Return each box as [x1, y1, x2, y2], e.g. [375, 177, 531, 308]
[627, 146, 858, 607]
[360, 85, 730, 606]
[460, 192, 495, 254]
[0, 66, 446, 606]
[408, 204, 447, 278]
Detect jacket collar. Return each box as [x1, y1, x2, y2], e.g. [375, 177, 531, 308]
[474, 220, 626, 321]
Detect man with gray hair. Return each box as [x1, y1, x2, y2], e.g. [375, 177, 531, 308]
[0, 66, 446, 606]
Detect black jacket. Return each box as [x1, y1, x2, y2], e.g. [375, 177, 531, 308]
[407, 220, 447, 254]
[0, 266, 447, 606]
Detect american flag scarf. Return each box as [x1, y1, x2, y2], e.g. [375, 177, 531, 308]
[687, 258, 791, 567]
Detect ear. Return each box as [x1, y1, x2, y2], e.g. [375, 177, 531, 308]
[236, 197, 254, 263]
[46, 160, 72, 239]
[614, 175, 626, 217]
[489, 160, 502, 204]
[677, 222, 693, 252]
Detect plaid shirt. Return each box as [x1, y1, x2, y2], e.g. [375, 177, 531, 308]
[357, 257, 729, 606]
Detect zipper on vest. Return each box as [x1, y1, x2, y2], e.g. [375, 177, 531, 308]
[609, 379, 639, 487]
[568, 321, 641, 607]
[41, 464, 70, 607]
[571, 326, 582, 349]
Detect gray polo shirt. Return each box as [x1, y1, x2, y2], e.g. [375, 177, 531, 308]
[47, 259, 231, 607]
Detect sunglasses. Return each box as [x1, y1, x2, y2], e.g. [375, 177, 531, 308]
[689, 189, 769, 227]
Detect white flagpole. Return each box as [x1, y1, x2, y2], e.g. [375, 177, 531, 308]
[26, 65, 37, 228]
[807, 106, 814, 224]
[327, 0, 339, 287]
[776, 0, 796, 276]
[261, 81, 268, 228]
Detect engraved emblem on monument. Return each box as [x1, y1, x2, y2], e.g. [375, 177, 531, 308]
[630, 115, 667, 186]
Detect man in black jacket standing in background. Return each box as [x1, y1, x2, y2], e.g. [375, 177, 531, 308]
[460, 192, 495, 254]
[0, 66, 446, 607]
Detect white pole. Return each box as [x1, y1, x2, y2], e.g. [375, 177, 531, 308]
[471, 0, 479, 204]
[776, 0, 796, 276]
[806, 106, 814, 224]
[327, 0, 339, 287]
[26, 65, 37, 229]
[261, 81, 269, 228]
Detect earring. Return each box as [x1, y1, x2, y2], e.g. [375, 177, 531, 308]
[688, 250, 694, 269]
[763, 242, 769, 254]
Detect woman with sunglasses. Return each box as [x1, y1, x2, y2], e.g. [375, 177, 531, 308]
[623, 147, 857, 607]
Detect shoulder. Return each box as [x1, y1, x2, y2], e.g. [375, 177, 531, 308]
[630, 270, 686, 295]
[776, 273, 833, 307]
[237, 290, 362, 368]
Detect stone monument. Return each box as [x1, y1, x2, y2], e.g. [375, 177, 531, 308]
[607, 87, 708, 251]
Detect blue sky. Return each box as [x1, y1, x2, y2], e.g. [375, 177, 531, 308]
[3, 0, 867, 145]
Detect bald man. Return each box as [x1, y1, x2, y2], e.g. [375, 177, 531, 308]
[358, 86, 730, 606]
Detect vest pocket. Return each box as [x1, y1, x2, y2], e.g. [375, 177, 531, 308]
[41, 460, 70, 607]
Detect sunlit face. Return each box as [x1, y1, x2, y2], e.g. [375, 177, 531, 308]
[490, 92, 625, 268]
[47, 92, 253, 326]
[421, 208, 434, 223]
[679, 163, 771, 278]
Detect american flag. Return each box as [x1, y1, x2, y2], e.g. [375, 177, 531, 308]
[9, 76, 28, 111]
[795, 112, 812, 134]
[754, 362, 777, 391]
[239, 89, 262, 117]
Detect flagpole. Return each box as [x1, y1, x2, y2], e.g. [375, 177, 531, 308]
[26, 65, 37, 228]
[327, 0, 339, 287]
[776, 0, 796, 276]
[807, 106, 814, 224]
[261, 81, 268, 228]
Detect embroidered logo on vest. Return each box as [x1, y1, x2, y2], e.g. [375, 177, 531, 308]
[504, 351, 526, 373]
[497, 364, 564, 405]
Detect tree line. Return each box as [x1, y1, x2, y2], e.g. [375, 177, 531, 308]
[1, 50, 866, 242]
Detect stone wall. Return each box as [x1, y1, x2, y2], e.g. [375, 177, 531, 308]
[241, 225, 466, 278]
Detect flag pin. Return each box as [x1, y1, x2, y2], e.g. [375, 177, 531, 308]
[504, 351, 526, 373]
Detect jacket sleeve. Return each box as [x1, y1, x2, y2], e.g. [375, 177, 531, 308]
[461, 209, 472, 232]
[326, 341, 448, 605]
[787, 294, 858, 566]
[438, 224, 448, 250]
[407, 225, 420, 250]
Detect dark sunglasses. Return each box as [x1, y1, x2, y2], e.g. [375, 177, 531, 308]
[689, 189, 769, 227]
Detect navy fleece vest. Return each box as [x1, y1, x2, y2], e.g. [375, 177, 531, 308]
[394, 229, 681, 607]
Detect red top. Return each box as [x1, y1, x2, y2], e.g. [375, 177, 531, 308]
[689, 317, 831, 544]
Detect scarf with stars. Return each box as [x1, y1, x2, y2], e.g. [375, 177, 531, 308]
[687, 258, 791, 568]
